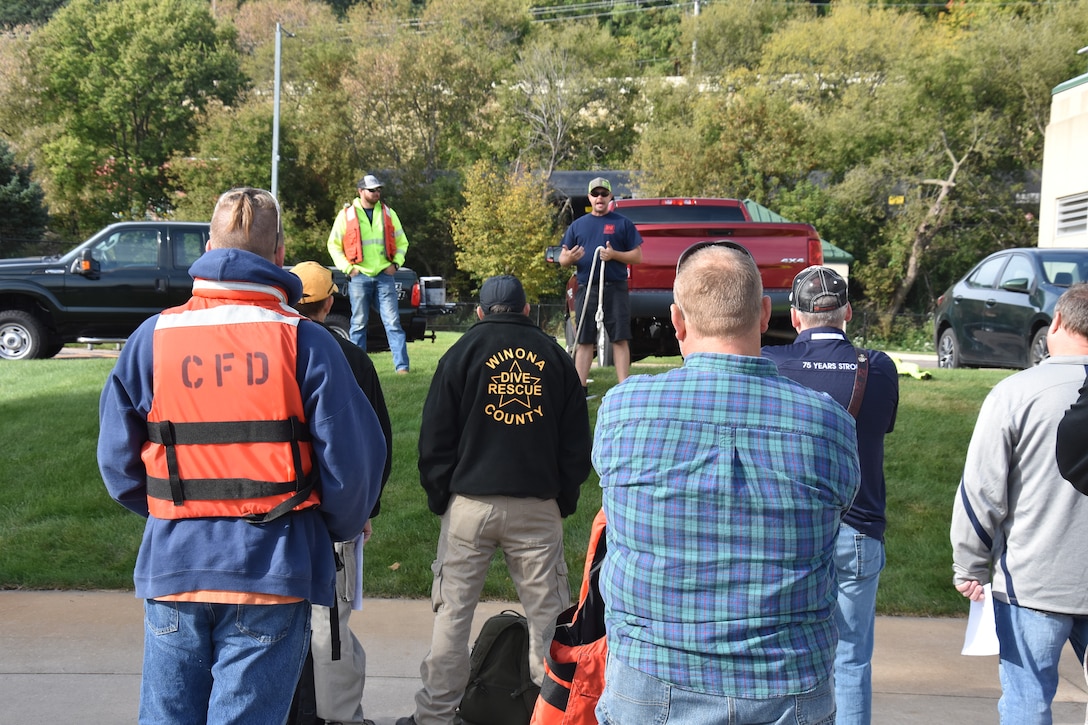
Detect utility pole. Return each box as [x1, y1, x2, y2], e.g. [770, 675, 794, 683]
[271, 23, 294, 200]
[691, 1, 700, 74]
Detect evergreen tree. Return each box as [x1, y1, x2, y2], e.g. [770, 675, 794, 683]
[0, 139, 48, 254]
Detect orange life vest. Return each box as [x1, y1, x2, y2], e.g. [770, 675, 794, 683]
[342, 202, 398, 265]
[141, 280, 321, 522]
[530, 508, 608, 725]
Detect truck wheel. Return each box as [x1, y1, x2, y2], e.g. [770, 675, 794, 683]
[324, 314, 351, 342]
[0, 310, 48, 360]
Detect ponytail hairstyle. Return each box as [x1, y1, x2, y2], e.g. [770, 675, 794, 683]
[209, 187, 284, 261]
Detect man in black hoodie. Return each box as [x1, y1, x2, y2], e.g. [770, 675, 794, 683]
[398, 275, 592, 725]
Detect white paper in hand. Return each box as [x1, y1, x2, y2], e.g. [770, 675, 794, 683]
[961, 583, 1000, 656]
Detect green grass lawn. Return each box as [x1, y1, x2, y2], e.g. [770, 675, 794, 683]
[0, 337, 1012, 616]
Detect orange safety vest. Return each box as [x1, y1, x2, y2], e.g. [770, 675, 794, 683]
[141, 281, 321, 522]
[530, 509, 608, 725]
[342, 202, 398, 265]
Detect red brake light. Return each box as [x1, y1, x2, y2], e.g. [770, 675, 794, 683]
[807, 237, 824, 267]
[411, 282, 421, 307]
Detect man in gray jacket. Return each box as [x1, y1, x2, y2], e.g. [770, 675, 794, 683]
[952, 283, 1088, 724]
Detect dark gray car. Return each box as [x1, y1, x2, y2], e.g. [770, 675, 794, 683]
[934, 247, 1088, 369]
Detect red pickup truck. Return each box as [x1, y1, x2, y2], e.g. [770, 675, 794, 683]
[551, 197, 825, 362]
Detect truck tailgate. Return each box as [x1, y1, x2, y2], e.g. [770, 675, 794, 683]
[629, 222, 822, 292]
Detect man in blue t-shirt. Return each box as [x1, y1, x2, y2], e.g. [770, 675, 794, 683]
[558, 177, 643, 390]
[762, 266, 899, 725]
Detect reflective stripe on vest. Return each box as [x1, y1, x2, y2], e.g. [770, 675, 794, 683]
[343, 202, 398, 265]
[142, 281, 321, 522]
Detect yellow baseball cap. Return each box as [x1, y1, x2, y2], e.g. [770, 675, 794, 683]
[292, 261, 339, 303]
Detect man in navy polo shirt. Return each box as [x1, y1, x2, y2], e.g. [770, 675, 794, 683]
[763, 266, 899, 725]
[558, 176, 643, 392]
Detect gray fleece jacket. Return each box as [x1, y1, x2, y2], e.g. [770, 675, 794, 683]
[951, 355, 1088, 614]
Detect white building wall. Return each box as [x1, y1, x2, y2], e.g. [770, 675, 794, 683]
[1039, 73, 1088, 248]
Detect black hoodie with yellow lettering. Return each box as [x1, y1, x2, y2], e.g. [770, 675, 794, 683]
[418, 312, 591, 517]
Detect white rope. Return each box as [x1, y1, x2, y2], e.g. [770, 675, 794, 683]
[573, 246, 601, 355]
[595, 247, 607, 369]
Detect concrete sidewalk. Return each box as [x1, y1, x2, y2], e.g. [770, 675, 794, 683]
[2, 591, 1086, 724]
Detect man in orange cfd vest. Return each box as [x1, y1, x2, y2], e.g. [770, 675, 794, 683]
[98, 187, 386, 724]
[327, 174, 411, 373]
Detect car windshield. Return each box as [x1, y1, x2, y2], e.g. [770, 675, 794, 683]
[614, 204, 748, 224]
[1039, 252, 1088, 286]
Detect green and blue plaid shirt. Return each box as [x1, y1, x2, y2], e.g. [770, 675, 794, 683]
[594, 352, 860, 698]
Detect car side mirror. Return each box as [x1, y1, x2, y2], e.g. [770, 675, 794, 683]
[1001, 278, 1030, 293]
[77, 248, 100, 278]
[545, 245, 562, 264]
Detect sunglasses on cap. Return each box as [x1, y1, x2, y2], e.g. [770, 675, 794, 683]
[589, 189, 611, 198]
[675, 240, 752, 275]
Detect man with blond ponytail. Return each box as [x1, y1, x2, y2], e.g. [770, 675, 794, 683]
[99, 188, 386, 724]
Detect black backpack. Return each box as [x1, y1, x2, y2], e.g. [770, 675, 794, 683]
[458, 610, 540, 725]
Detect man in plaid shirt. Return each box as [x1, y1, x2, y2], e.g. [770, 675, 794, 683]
[592, 242, 860, 725]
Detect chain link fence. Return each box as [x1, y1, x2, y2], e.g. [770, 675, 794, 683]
[428, 301, 570, 339]
[429, 302, 936, 354]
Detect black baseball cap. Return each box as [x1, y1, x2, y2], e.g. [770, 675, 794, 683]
[790, 266, 849, 313]
[479, 275, 526, 313]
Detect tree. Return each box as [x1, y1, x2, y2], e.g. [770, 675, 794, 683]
[491, 23, 643, 175]
[29, 0, 246, 234]
[820, 3, 1088, 315]
[0, 0, 68, 28]
[680, 0, 793, 76]
[632, 78, 819, 203]
[597, 0, 684, 76]
[339, 0, 515, 178]
[0, 138, 48, 254]
[173, 1, 354, 264]
[0, 25, 36, 147]
[451, 161, 564, 302]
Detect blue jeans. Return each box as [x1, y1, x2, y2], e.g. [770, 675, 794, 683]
[348, 271, 409, 371]
[595, 655, 835, 725]
[993, 599, 1088, 725]
[833, 524, 885, 725]
[139, 599, 310, 724]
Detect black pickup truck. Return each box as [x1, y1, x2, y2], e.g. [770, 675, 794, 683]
[0, 221, 442, 360]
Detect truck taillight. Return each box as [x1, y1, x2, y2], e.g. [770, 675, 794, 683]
[808, 238, 824, 267]
[411, 282, 421, 307]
